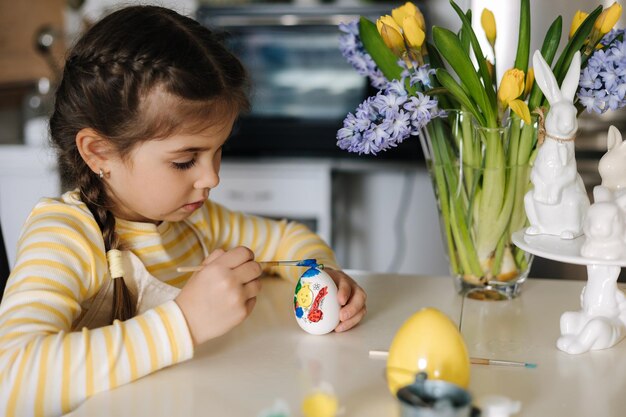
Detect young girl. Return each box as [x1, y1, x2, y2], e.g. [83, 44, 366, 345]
[0, 6, 366, 417]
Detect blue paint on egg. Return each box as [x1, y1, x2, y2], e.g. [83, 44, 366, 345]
[296, 258, 319, 267]
[295, 306, 304, 318]
[301, 267, 321, 278]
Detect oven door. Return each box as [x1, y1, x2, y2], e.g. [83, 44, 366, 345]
[196, 4, 421, 161]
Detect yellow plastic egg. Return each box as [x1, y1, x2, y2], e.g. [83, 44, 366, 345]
[386, 307, 470, 395]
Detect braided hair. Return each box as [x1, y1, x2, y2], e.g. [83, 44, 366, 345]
[49, 6, 249, 323]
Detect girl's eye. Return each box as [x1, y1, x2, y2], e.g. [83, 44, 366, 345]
[171, 159, 196, 170]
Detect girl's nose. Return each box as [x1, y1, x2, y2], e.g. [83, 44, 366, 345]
[195, 166, 219, 190]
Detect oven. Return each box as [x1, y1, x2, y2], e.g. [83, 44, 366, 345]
[195, 3, 422, 162]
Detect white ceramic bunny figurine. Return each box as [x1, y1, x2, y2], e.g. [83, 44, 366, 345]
[524, 50, 590, 239]
[580, 201, 625, 260]
[599, 125, 626, 195]
[582, 127, 626, 260]
[557, 125, 626, 355]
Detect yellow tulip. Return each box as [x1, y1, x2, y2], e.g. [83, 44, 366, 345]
[377, 14, 402, 34]
[509, 99, 531, 124]
[524, 68, 534, 97]
[595, 2, 622, 35]
[481, 9, 497, 46]
[415, 9, 426, 32]
[392, 2, 426, 31]
[377, 16, 406, 56]
[569, 10, 589, 38]
[403, 16, 426, 49]
[498, 68, 525, 105]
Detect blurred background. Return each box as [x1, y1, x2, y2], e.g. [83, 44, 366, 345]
[0, 0, 624, 281]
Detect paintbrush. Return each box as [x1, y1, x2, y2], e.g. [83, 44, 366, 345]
[176, 258, 323, 273]
[368, 350, 537, 368]
[467, 357, 537, 368]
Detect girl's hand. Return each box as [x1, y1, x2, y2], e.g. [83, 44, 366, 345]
[325, 269, 367, 332]
[175, 246, 262, 346]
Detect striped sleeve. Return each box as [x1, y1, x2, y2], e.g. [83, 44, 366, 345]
[0, 200, 193, 417]
[202, 201, 340, 281]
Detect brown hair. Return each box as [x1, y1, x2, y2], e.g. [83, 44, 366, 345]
[49, 6, 249, 322]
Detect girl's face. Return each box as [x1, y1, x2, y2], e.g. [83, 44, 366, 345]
[105, 114, 236, 224]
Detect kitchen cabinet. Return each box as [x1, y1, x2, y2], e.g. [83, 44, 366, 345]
[332, 165, 448, 275]
[0, 0, 65, 86]
[210, 160, 333, 245]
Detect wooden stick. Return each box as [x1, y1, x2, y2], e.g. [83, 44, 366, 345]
[177, 259, 322, 273]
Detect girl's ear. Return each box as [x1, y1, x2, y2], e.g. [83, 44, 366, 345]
[76, 128, 115, 175]
[532, 50, 561, 105]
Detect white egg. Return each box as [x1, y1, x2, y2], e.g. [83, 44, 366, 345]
[293, 268, 340, 335]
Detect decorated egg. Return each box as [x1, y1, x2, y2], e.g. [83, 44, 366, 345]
[386, 307, 470, 395]
[294, 267, 340, 335]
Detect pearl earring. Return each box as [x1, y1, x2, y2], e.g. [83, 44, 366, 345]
[99, 169, 104, 179]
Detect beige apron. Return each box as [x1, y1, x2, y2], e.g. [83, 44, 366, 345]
[72, 220, 208, 330]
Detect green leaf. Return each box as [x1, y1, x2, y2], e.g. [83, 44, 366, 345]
[425, 43, 456, 109]
[552, 5, 602, 85]
[435, 69, 485, 125]
[540, 16, 563, 64]
[458, 10, 472, 54]
[449, 0, 497, 115]
[358, 17, 403, 82]
[514, 0, 531, 72]
[433, 26, 495, 126]
[528, 16, 562, 109]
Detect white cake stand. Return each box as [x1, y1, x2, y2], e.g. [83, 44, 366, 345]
[512, 229, 626, 354]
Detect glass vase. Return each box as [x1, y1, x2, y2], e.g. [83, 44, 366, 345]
[419, 110, 536, 300]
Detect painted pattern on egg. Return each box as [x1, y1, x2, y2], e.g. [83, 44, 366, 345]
[294, 267, 340, 335]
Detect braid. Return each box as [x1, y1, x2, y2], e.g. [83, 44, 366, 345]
[69, 53, 172, 79]
[77, 165, 135, 322]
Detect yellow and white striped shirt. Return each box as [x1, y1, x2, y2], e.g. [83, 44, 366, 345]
[0, 190, 337, 417]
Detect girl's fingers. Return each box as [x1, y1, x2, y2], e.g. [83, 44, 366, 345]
[327, 269, 364, 307]
[215, 246, 256, 269]
[339, 286, 367, 321]
[233, 260, 263, 284]
[202, 248, 225, 265]
[337, 277, 353, 306]
[243, 277, 262, 299]
[335, 306, 367, 332]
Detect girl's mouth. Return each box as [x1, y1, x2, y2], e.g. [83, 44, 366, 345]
[182, 201, 204, 212]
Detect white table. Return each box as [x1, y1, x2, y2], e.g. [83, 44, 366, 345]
[67, 272, 626, 417]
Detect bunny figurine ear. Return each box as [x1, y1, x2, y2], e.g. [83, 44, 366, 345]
[607, 125, 623, 151]
[560, 51, 581, 102]
[532, 50, 561, 105]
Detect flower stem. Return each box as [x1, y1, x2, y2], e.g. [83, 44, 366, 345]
[429, 116, 483, 278]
